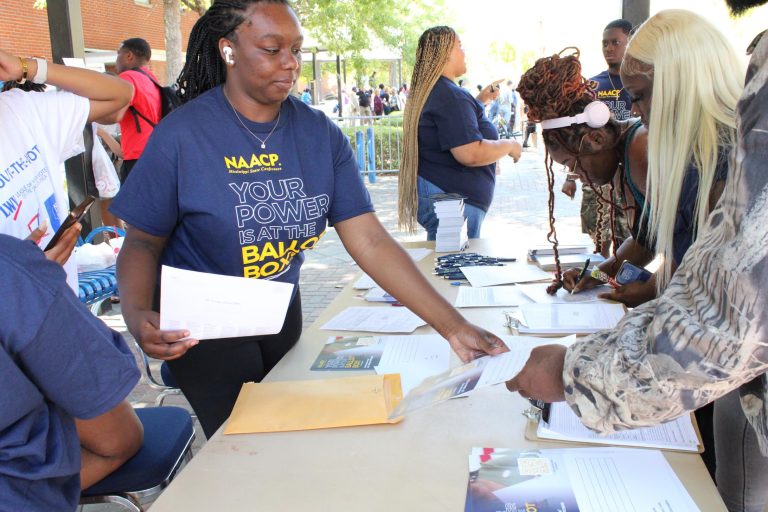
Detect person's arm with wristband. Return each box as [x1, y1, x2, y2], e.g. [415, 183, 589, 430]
[0, 48, 132, 124]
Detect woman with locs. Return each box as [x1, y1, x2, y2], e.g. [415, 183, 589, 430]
[110, 0, 508, 438]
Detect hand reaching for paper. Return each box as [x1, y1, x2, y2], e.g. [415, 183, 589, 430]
[505, 344, 567, 402]
[445, 321, 509, 362]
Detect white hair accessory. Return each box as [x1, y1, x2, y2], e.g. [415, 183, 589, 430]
[540, 101, 610, 130]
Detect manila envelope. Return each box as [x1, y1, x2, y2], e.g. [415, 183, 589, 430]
[224, 374, 403, 434]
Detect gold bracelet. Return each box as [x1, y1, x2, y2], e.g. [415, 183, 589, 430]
[18, 56, 28, 84]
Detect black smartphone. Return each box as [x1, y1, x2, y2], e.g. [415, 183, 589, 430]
[44, 195, 96, 251]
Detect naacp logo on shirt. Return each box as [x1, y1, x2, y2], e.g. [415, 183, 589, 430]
[224, 152, 282, 174]
[597, 89, 622, 99]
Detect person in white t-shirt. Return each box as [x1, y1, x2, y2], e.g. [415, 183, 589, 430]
[0, 48, 133, 290]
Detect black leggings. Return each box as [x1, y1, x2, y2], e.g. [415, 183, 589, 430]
[167, 289, 303, 438]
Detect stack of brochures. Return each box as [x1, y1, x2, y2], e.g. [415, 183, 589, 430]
[534, 252, 606, 272]
[527, 244, 589, 262]
[433, 194, 468, 252]
[526, 245, 607, 272]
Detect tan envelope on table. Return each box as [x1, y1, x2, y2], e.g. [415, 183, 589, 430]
[224, 374, 404, 434]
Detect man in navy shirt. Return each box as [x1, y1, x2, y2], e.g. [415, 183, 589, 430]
[563, 18, 633, 257]
[0, 235, 142, 511]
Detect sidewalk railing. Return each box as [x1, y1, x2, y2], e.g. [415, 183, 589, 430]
[333, 115, 403, 182]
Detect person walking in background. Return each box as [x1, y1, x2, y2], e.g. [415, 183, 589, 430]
[398, 26, 521, 240]
[115, 37, 161, 184]
[300, 87, 312, 105]
[562, 19, 633, 258]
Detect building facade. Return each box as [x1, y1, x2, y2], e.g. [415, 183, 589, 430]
[1, 0, 200, 84]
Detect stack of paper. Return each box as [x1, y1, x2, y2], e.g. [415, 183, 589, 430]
[527, 244, 589, 261]
[510, 303, 626, 335]
[534, 252, 605, 272]
[536, 402, 701, 452]
[434, 197, 468, 252]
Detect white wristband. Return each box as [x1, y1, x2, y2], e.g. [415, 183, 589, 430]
[31, 58, 48, 84]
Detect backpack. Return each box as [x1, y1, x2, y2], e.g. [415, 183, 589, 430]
[128, 67, 181, 133]
[373, 94, 383, 115]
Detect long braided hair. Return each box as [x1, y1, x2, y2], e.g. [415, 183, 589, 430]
[398, 26, 457, 232]
[517, 48, 624, 293]
[176, 0, 289, 104]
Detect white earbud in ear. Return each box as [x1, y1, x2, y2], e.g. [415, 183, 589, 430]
[223, 46, 234, 65]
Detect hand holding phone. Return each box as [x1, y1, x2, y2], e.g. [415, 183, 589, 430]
[615, 260, 652, 285]
[44, 195, 96, 251]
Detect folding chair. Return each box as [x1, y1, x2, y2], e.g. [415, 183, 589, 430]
[134, 342, 183, 407]
[80, 406, 195, 512]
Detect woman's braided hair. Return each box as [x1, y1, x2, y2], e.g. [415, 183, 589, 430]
[517, 48, 622, 293]
[398, 26, 457, 232]
[176, 0, 289, 103]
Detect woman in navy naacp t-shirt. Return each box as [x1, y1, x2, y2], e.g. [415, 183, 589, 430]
[111, 0, 509, 438]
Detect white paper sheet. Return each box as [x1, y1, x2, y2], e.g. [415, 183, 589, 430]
[515, 282, 610, 304]
[453, 286, 533, 308]
[320, 306, 427, 333]
[564, 448, 701, 511]
[460, 264, 552, 287]
[374, 335, 451, 395]
[475, 335, 576, 388]
[538, 402, 700, 452]
[159, 265, 294, 340]
[513, 303, 625, 334]
[478, 447, 700, 512]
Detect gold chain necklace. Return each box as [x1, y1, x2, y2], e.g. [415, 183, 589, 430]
[223, 89, 281, 149]
[607, 72, 622, 96]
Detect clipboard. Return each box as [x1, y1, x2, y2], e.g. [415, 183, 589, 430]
[523, 407, 704, 454]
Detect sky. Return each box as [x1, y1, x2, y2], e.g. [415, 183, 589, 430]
[440, 0, 768, 86]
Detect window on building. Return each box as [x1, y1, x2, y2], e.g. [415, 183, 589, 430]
[134, 0, 151, 6]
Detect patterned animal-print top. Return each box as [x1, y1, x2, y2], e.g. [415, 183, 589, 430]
[563, 29, 768, 455]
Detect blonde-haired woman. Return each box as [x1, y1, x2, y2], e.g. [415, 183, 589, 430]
[398, 26, 521, 239]
[621, 9, 741, 293]
[622, 11, 765, 511]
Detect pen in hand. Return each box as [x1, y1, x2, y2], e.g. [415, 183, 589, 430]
[570, 258, 590, 295]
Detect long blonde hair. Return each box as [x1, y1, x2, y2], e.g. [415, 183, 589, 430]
[622, 9, 741, 291]
[398, 26, 457, 232]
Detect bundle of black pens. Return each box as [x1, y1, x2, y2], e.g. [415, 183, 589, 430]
[433, 252, 517, 281]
